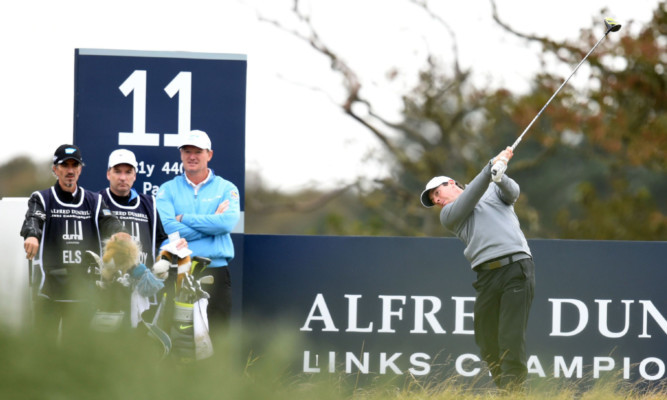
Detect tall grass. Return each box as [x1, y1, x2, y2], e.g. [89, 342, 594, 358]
[0, 322, 664, 400]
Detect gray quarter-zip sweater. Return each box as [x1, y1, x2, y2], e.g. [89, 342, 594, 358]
[439, 162, 531, 269]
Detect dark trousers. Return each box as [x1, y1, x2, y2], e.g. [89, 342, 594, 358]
[34, 298, 94, 347]
[193, 266, 232, 329]
[472, 258, 535, 390]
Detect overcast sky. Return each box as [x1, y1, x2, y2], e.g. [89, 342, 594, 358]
[0, 0, 657, 191]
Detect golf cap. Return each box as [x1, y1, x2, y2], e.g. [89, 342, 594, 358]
[420, 176, 453, 207]
[53, 144, 83, 165]
[108, 149, 138, 169]
[179, 129, 212, 150]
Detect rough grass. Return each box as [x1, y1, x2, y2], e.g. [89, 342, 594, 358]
[0, 323, 664, 400]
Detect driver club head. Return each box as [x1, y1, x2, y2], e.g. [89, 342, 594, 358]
[604, 17, 622, 33]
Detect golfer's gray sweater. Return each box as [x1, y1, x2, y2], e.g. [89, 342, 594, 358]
[440, 162, 531, 269]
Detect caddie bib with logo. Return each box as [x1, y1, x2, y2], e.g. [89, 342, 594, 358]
[35, 187, 102, 300]
[100, 188, 157, 267]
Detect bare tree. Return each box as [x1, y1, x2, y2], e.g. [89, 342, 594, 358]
[247, 0, 667, 239]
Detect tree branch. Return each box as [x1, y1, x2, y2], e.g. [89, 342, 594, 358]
[489, 0, 590, 64]
[256, 1, 407, 159]
[408, 0, 463, 78]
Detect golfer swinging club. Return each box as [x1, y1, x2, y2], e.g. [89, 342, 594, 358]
[420, 146, 535, 391]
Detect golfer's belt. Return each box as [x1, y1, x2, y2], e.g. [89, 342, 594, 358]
[475, 252, 531, 271]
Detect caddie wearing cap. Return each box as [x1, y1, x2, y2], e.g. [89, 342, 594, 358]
[420, 146, 536, 392]
[20, 144, 125, 345]
[99, 149, 181, 326]
[101, 149, 171, 270]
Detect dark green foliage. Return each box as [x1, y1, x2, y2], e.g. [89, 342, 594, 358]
[0, 157, 54, 198]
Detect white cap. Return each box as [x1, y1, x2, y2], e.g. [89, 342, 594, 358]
[420, 176, 453, 207]
[179, 129, 212, 150]
[108, 149, 138, 169]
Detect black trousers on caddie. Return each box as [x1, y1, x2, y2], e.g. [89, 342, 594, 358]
[472, 258, 535, 390]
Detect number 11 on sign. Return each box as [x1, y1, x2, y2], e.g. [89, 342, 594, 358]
[118, 70, 193, 147]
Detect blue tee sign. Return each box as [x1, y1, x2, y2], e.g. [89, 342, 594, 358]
[73, 49, 246, 211]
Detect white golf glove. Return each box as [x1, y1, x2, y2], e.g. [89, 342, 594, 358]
[491, 157, 508, 182]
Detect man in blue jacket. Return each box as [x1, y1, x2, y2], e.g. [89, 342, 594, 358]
[156, 130, 240, 328]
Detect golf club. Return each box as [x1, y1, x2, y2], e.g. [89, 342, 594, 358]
[491, 17, 622, 181]
[28, 259, 34, 326]
[193, 275, 214, 300]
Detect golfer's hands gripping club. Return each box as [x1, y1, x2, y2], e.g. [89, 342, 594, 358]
[491, 147, 514, 183]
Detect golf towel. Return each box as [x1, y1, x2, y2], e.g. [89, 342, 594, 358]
[194, 298, 214, 360]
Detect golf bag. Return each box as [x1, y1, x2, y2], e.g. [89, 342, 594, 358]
[155, 251, 214, 364]
[85, 233, 171, 356]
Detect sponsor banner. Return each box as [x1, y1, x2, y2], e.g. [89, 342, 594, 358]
[241, 235, 667, 383]
[230, 233, 245, 315]
[73, 49, 246, 213]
